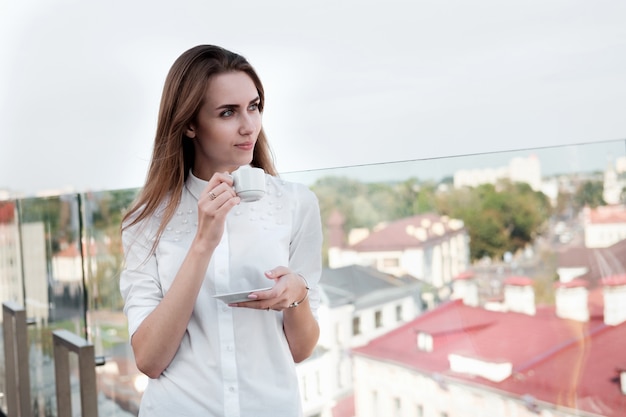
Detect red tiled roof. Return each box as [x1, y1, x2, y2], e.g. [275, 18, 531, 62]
[332, 394, 355, 417]
[453, 271, 475, 281]
[585, 205, 626, 224]
[351, 213, 464, 252]
[602, 274, 626, 286]
[557, 246, 593, 268]
[0, 202, 15, 224]
[55, 241, 97, 257]
[557, 240, 626, 288]
[327, 209, 345, 227]
[353, 300, 626, 416]
[327, 210, 347, 248]
[504, 276, 533, 286]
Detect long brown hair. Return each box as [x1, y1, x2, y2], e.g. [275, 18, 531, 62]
[123, 45, 277, 241]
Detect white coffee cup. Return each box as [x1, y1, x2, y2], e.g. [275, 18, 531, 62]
[231, 165, 266, 202]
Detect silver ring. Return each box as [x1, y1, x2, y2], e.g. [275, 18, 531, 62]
[208, 191, 217, 200]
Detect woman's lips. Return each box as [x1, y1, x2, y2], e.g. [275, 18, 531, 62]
[235, 142, 254, 151]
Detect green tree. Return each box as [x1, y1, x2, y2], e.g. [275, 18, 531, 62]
[83, 188, 139, 311]
[18, 196, 75, 253]
[312, 176, 437, 232]
[312, 175, 550, 264]
[311, 176, 367, 231]
[573, 180, 605, 209]
[555, 190, 574, 217]
[437, 181, 550, 261]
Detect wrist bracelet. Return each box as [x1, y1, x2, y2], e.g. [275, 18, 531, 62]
[288, 274, 310, 308]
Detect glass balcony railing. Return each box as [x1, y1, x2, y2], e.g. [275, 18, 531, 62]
[1, 138, 625, 416]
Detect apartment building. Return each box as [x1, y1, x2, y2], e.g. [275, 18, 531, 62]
[0, 202, 22, 304]
[351, 276, 626, 417]
[328, 213, 469, 288]
[583, 205, 626, 249]
[453, 155, 542, 192]
[298, 265, 423, 417]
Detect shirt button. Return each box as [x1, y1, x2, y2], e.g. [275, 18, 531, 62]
[227, 345, 234, 352]
[229, 386, 236, 393]
[222, 306, 229, 312]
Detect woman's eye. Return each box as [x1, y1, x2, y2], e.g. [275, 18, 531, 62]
[221, 109, 234, 117]
[249, 103, 259, 111]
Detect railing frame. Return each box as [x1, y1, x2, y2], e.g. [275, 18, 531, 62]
[52, 329, 98, 417]
[2, 301, 31, 417]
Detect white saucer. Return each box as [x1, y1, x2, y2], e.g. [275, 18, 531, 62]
[213, 287, 272, 304]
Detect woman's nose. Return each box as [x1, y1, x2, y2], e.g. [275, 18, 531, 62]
[239, 113, 255, 136]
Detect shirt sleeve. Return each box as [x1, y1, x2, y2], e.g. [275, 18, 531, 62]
[119, 215, 163, 337]
[289, 183, 324, 320]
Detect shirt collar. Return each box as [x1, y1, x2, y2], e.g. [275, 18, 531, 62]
[185, 170, 208, 201]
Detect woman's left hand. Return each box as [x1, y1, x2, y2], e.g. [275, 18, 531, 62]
[228, 266, 308, 311]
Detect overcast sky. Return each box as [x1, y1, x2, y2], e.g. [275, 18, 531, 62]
[1, 0, 626, 196]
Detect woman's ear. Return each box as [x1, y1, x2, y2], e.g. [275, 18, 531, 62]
[185, 124, 196, 139]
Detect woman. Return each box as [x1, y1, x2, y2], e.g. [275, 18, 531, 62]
[120, 45, 322, 417]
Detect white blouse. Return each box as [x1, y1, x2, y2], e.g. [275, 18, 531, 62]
[120, 171, 323, 417]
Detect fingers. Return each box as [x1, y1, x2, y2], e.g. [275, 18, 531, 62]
[201, 173, 236, 205]
[208, 171, 234, 188]
[229, 268, 305, 311]
[203, 184, 238, 209]
[198, 173, 239, 216]
[194, 173, 238, 245]
[228, 288, 276, 311]
[222, 272, 306, 312]
[228, 301, 275, 311]
[265, 266, 292, 280]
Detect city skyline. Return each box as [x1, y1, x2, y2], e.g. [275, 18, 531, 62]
[1, 138, 623, 198]
[283, 138, 626, 186]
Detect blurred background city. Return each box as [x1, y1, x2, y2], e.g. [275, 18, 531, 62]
[1, 139, 626, 416]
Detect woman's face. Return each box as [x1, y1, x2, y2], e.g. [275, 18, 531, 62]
[186, 71, 262, 179]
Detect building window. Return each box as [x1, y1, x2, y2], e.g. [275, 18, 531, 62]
[417, 332, 433, 352]
[375, 310, 383, 328]
[372, 391, 378, 416]
[394, 397, 401, 417]
[383, 257, 400, 267]
[353, 316, 361, 335]
[301, 376, 308, 402]
[396, 304, 403, 321]
[337, 365, 344, 389]
[316, 370, 322, 396]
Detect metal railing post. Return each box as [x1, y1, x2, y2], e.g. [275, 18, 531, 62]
[52, 329, 98, 417]
[2, 301, 31, 417]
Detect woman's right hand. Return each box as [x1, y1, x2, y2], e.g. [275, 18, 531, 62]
[132, 172, 240, 378]
[194, 172, 240, 249]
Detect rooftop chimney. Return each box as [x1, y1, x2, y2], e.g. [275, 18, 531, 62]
[554, 279, 589, 322]
[602, 274, 626, 326]
[451, 271, 479, 307]
[326, 209, 346, 249]
[503, 276, 535, 316]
